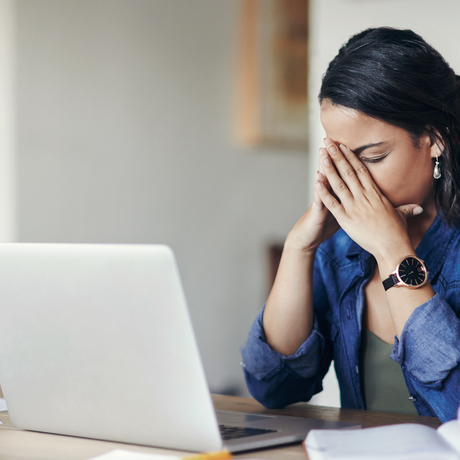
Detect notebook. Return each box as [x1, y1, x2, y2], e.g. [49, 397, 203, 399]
[0, 243, 358, 453]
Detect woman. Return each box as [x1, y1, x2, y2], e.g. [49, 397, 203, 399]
[241, 27, 460, 422]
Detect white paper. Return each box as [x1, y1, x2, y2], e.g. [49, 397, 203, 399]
[305, 424, 459, 460]
[438, 420, 460, 454]
[0, 398, 7, 412]
[87, 450, 180, 460]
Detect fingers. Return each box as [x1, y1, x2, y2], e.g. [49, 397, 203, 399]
[396, 204, 424, 219]
[317, 148, 331, 188]
[320, 144, 355, 204]
[315, 138, 376, 219]
[312, 171, 324, 208]
[320, 139, 376, 202]
[315, 144, 345, 219]
[335, 143, 374, 189]
[314, 178, 345, 220]
[313, 168, 333, 209]
[313, 146, 335, 209]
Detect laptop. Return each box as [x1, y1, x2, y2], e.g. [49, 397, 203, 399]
[0, 243, 358, 453]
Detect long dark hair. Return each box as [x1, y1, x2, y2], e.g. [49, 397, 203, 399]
[319, 27, 460, 227]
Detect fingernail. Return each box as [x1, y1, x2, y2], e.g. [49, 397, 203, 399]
[413, 206, 423, 216]
[322, 156, 331, 166]
[315, 181, 324, 190]
[339, 144, 349, 154]
[328, 144, 338, 154]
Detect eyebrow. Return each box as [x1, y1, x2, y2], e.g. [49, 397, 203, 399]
[353, 142, 389, 156]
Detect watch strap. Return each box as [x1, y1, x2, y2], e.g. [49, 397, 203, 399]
[383, 273, 398, 291]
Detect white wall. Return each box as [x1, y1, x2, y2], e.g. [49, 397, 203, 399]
[10, 0, 460, 406]
[15, 0, 311, 396]
[0, 0, 16, 242]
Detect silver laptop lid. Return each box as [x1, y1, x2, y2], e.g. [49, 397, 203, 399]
[0, 243, 222, 452]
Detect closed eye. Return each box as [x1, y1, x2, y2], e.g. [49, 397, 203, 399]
[360, 152, 390, 164]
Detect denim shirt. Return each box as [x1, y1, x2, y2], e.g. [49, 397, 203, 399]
[241, 214, 460, 422]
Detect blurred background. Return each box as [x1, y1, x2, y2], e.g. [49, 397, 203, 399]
[1, 0, 460, 406]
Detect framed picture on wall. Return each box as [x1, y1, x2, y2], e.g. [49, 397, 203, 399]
[237, 0, 309, 149]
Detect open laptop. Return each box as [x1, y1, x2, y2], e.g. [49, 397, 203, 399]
[0, 243, 358, 453]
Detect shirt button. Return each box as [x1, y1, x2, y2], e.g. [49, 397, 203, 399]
[408, 395, 417, 402]
[240, 361, 246, 368]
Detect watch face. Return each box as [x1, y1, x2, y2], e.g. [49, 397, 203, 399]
[398, 257, 427, 287]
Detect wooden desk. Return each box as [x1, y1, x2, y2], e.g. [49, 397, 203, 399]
[0, 395, 441, 460]
[214, 394, 441, 459]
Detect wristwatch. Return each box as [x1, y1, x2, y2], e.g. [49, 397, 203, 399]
[382, 255, 428, 291]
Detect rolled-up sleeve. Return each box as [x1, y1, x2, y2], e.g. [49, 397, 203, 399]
[241, 306, 325, 380]
[240, 306, 329, 408]
[391, 293, 460, 421]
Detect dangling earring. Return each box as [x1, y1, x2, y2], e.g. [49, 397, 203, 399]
[433, 155, 442, 179]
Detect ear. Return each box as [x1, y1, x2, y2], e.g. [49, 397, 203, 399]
[425, 125, 445, 159]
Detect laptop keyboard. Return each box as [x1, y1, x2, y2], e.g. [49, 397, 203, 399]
[219, 424, 277, 440]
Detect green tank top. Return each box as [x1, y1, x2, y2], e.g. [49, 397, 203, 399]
[360, 328, 418, 415]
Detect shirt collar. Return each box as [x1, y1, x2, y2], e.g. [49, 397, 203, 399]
[416, 213, 460, 278]
[345, 238, 366, 260]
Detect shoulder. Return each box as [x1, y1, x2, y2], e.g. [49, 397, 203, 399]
[423, 217, 460, 307]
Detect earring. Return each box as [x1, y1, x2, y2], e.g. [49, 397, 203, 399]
[433, 155, 442, 179]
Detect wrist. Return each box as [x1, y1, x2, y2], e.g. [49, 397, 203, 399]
[284, 232, 319, 258]
[375, 244, 416, 279]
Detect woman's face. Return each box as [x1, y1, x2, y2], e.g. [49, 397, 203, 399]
[320, 102, 439, 209]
